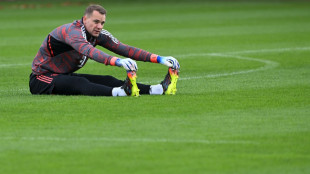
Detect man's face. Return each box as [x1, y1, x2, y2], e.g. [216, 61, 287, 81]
[83, 10, 106, 37]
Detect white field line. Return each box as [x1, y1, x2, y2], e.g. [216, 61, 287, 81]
[224, 47, 310, 55]
[0, 46, 309, 68]
[140, 53, 280, 83]
[139, 46, 309, 83]
[173, 46, 310, 81]
[176, 46, 310, 58]
[178, 53, 279, 81]
[0, 63, 31, 67]
[0, 136, 257, 145]
[0, 88, 28, 93]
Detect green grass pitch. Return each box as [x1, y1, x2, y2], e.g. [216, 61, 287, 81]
[0, 0, 309, 173]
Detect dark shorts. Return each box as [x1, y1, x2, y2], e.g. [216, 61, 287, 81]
[29, 73, 150, 96]
[29, 73, 56, 95]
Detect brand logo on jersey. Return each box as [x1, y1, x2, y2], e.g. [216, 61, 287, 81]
[78, 55, 87, 67]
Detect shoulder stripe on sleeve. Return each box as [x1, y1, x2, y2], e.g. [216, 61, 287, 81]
[81, 25, 88, 41]
[100, 29, 119, 44]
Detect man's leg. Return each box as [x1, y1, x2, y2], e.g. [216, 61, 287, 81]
[72, 73, 151, 95]
[71, 73, 123, 87]
[72, 72, 179, 96]
[52, 74, 113, 96]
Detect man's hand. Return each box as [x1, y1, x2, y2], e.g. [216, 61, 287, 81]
[115, 58, 138, 71]
[158, 56, 180, 70]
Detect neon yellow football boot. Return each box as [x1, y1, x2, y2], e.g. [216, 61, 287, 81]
[122, 71, 140, 97]
[161, 68, 179, 95]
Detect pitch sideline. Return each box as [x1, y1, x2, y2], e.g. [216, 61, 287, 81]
[0, 136, 258, 145]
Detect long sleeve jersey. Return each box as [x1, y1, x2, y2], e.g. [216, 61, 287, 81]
[31, 18, 159, 75]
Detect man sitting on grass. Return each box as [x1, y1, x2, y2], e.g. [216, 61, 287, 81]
[29, 4, 180, 97]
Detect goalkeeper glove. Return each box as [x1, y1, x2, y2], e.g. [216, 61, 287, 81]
[157, 56, 180, 70]
[115, 58, 138, 71]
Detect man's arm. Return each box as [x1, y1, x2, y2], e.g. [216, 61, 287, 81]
[97, 29, 180, 70]
[62, 26, 118, 66]
[96, 29, 156, 62]
[63, 27, 137, 71]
